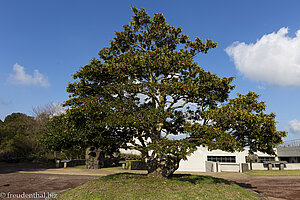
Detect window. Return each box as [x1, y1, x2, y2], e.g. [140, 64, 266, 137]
[207, 156, 236, 163]
[258, 157, 275, 163]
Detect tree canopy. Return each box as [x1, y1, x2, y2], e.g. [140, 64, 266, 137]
[41, 112, 121, 159]
[63, 7, 287, 177]
[0, 113, 37, 158]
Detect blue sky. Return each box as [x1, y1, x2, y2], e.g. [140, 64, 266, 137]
[1, 0, 300, 142]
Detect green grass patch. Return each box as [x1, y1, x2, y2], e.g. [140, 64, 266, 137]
[245, 169, 300, 175]
[70, 165, 86, 169]
[57, 173, 259, 200]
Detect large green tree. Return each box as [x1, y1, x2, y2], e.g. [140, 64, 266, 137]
[65, 7, 286, 177]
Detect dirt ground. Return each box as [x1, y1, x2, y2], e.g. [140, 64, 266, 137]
[0, 161, 119, 200]
[183, 172, 300, 200]
[1, 162, 300, 200]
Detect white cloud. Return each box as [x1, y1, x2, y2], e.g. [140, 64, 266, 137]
[226, 27, 300, 87]
[288, 119, 300, 134]
[8, 63, 50, 87]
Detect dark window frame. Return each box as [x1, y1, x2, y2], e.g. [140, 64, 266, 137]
[207, 156, 236, 163]
[258, 156, 275, 163]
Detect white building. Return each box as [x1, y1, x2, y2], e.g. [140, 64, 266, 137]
[121, 140, 300, 172]
[177, 146, 277, 172]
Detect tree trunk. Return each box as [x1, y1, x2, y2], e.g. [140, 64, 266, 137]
[147, 154, 180, 178]
[85, 146, 104, 169]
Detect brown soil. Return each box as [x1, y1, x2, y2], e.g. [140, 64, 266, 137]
[0, 161, 120, 200]
[1, 162, 300, 200]
[231, 176, 300, 200]
[182, 172, 300, 200]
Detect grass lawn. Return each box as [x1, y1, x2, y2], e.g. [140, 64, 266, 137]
[57, 173, 260, 200]
[245, 169, 300, 176]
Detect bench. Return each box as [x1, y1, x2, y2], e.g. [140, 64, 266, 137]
[119, 161, 128, 169]
[263, 161, 288, 170]
[61, 160, 71, 168]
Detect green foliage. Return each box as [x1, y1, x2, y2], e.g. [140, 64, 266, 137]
[41, 112, 122, 159]
[40, 114, 87, 159]
[186, 92, 286, 155]
[2, 113, 35, 138]
[63, 7, 286, 176]
[0, 113, 39, 158]
[1, 135, 32, 157]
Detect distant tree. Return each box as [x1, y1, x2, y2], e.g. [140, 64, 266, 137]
[30, 102, 65, 155]
[2, 113, 35, 138]
[40, 114, 83, 160]
[64, 7, 287, 177]
[32, 102, 65, 124]
[0, 113, 37, 158]
[40, 112, 122, 159]
[0, 119, 4, 147]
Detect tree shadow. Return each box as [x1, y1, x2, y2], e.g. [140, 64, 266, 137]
[100, 172, 148, 180]
[169, 173, 264, 196]
[168, 173, 232, 185]
[0, 161, 55, 174]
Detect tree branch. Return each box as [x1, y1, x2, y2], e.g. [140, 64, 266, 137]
[134, 43, 147, 52]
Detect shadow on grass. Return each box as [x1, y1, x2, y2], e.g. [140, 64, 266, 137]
[168, 173, 232, 185]
[169, 174, 263, 197]
[100, 172, 234, 186]
[228, 180, 260, 195]
[100, 172, 147, 180]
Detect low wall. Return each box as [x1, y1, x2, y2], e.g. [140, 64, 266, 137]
[206, 162, 300, 172]
[205, 161, 216, 172]
[205, 162, 247, 172]
[251, 163, 278, 170]
[251, 163, 300, 170]
[56, 159, 85, 168]
[219, 163, 240, 172]
[285, 163, 300, 170]
[252, 163, 266, 170]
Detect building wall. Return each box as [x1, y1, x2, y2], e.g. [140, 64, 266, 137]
[120, 145, 286, 172]
[119, 148, 142, 156]
[176, 146, 277, 172]
[285, 163, 300, 170]
[278, 146, 300, 157]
